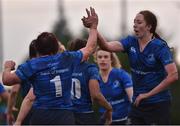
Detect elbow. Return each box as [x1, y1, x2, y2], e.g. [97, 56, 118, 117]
[169, 72, 179, 84]
[91, 93, 101, 102]
[91, 94, 97, 101]
[2, 73, 11, 86]
[2, 78, 11, 86]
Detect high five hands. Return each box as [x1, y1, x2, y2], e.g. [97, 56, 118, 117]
[81, 7, 98, 29]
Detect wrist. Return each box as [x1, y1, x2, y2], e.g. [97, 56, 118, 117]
[90, 24, 97, 29]
[146, 92, 151, 98]
[4, 67, 12, 71]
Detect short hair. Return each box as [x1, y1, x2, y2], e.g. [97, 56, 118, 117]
[36, 32, 59, 55]
[29, 39, 37, 59]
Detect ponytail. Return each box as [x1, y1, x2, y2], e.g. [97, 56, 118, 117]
[154, 32, 174, 52]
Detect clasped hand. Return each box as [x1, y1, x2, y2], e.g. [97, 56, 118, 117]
[81, 7, 98, 29]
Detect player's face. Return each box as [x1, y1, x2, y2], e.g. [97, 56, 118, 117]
[133, 13, 150, 39]
[96, 50, 112, 70]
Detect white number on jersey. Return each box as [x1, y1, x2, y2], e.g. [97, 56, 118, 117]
[50, 75, 62, 97]
[71, 78, 81, 99]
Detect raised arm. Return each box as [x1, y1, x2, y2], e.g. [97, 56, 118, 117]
[81, 8, 124, 52]
[2, 60, 21, 86]
[97, 31, 124, 52]
[80, 7, 98, 61]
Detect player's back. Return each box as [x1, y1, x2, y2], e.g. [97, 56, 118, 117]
[72, 62, 99, 113]
[16, 51, 82, 109]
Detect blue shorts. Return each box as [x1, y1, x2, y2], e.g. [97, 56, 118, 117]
[128, 101, 171, 125]
[30, 108, 75, 125]
[74, 112, 97, 125]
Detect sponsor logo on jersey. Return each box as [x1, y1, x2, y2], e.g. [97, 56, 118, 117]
[130, 47, 136, 53]
[113, 80, 120, 88]
[148, 54, 155, 62]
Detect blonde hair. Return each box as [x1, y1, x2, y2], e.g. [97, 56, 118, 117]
[94, 47, 121, 68]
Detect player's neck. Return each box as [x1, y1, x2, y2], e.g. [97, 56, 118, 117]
[100, 67, 112, 83]
[138, 33, 154, 52]
[139, 33, 153, 44]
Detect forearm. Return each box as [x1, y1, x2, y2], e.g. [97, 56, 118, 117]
[97, 32, 109, 51]
[80, 28, 97, 61]
[93, 93, 112, 111]
[7, 92, 17, 114]
[97, 31, 124, 52]
[125, 87, 133, 103]
[86, 28, 97, 54]
[147, 72, 178, 98]
[16, 97, 33, 124]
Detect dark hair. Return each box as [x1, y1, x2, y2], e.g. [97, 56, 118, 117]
[139, 10, 170, 46]
[139, 10, 157, 34]
[36, 32, 59, 55]
[29, 39, 37, 59]
[67, 38, 87, 51]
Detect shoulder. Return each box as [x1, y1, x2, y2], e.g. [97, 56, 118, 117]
[112, 68, 131, 78]
[87, 62, 98, 69]
[59, 50, 80, 58]
[120, 35, 138, 51]
[150, 38, 170, 53]
[112, 67, 123, 72]
[120, 35, 137, 42]
[151, 38, 168, 48]
[110, 68, 122, 76]
[86, 62, 99, 73]
[61, 50, 83, 61]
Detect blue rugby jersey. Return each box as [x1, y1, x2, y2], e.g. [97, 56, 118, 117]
[71, 62, 100, 113]
[15, 51, 82, 109]
[0, 83, 5, 94]
[120, 35, 173, 104]
[99, 68, 132, 121]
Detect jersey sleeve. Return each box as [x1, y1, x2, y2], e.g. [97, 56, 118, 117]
[119, 69, 133, 88]
[120, 35, 136, 53]
[87, 64, 100, 81]
[15, 61, 34, 81]
[156, 45, 174, 66]
[65, 50, 83, 66]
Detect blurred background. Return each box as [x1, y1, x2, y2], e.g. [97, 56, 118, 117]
[0, 0, 180, 124]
